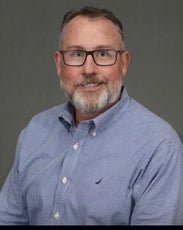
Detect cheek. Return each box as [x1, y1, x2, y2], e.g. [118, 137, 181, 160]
[60, 67, 79, 90]
[105, 67, 122, 85]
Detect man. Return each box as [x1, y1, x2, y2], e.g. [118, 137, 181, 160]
[0, 6, 182, 225]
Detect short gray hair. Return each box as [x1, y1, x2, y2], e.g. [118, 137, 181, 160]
[59, 6, 126, 49]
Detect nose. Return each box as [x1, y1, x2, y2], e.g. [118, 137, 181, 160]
[82, 54, 97, 74]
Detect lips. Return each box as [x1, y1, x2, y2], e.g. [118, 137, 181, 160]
[75, 78, 108, 91]
[83, 83, 100, 88]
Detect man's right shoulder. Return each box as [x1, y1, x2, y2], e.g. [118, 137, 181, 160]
[32, 104, 64, 121]
[24, 103, 65, 134]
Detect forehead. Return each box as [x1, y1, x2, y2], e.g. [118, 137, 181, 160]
[61, 16, 122, 49]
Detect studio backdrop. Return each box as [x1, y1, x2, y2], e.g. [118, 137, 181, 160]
[0, 0, 183, 188]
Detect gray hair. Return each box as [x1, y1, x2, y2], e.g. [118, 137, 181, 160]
[59, 6, 126, 49]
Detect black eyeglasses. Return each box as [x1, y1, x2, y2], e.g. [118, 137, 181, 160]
[59, 49, 123, 66]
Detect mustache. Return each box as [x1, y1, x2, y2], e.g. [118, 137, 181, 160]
[74, 76, 108, 87]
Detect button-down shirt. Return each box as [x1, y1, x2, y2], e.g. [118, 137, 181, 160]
[0, 87, 182, 225]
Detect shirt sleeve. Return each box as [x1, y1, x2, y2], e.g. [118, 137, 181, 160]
[0, 130, 29, 225]
[130, 139, 183, 225]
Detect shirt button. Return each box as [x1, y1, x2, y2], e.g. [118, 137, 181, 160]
[92, 131, 96, 137]
[54, 212, 60, 219]
[61, 176, 68, 184]
[73, 143, 79, 150]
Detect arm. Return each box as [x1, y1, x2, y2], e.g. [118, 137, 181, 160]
[131, 139, 183, 225]
[0, 131, 29, 225]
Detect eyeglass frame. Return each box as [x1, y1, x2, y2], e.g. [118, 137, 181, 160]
[59, 49, 124, 66]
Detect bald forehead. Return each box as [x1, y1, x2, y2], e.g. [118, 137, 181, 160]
[60, 16, 123, 49]
[63, 15, 120, 34]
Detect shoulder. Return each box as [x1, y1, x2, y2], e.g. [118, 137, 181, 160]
[30, 104, 64, 124]
[26, 103, 65, 132]
[17, 104, 65, 152]
[123, 97, 182, 147]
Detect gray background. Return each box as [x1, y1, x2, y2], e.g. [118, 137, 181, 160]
[0, 0, 183, 188]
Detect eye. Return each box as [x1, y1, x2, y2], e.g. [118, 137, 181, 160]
[97, 50, 108, 57]
[72, 51, 84, 57]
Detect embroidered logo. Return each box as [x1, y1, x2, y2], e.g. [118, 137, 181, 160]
[95, 177, 103, 184]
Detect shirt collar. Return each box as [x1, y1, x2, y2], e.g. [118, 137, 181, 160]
[59, 86, 130, 132]
[91, 86, 130, 132]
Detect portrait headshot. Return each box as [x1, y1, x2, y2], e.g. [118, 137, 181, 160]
[0, 0, 183, 225]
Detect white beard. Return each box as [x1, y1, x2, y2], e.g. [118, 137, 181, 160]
[60, 76, 123, 114]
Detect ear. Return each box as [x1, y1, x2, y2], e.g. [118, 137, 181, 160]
[54, 51, 62, 76]
[121, 51, 131, 76]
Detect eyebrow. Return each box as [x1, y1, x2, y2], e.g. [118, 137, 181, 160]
[62, 45, 116, 50]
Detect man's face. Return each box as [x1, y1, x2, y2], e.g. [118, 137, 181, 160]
[54, 16, 130, 114]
